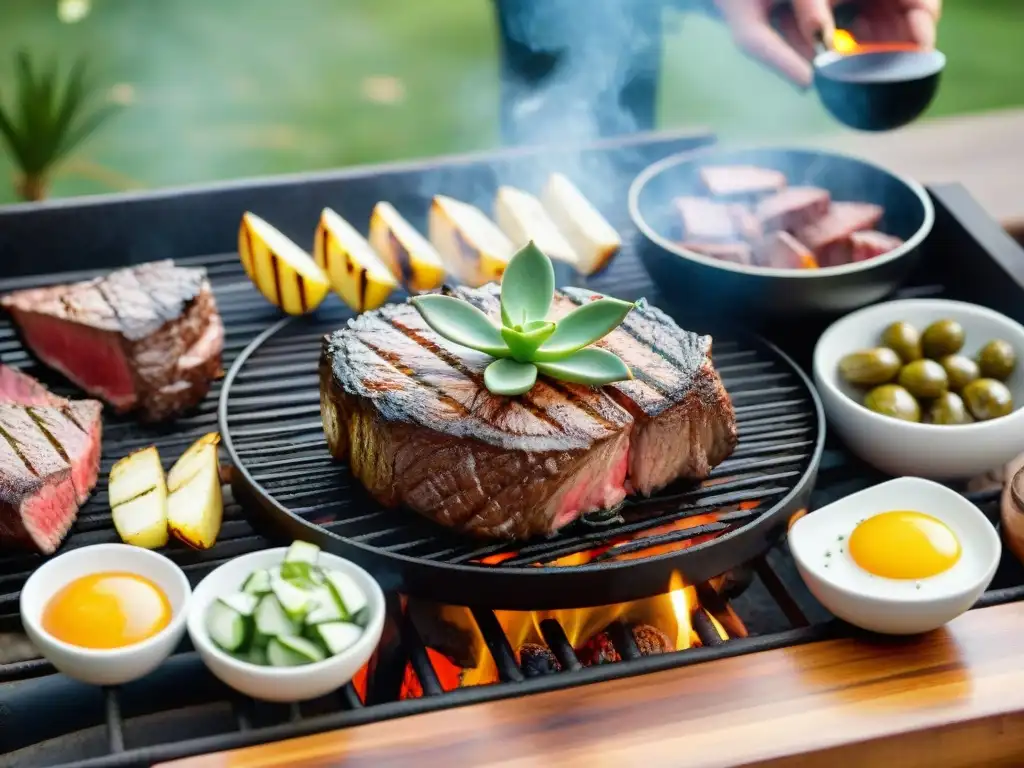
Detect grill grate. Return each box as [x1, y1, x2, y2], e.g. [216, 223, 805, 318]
[221, 294, 823, 608]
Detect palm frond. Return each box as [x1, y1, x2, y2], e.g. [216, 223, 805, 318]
[0, 50, 121, 178]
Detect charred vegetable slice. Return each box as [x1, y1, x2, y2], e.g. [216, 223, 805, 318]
[369, 202, 445, 292]
[167, 433, 223, 550]
[314, 207, 397, 312]
[109, 446, 168, 549]
[239, 212, 330, 315]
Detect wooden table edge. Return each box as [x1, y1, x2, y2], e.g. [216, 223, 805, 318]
[159, 600, 1024, 768]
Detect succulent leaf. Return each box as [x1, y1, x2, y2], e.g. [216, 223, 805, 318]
[534, 297, 635, 361]
[484, 359, 538, 396]
[535, 347, 632, 386]
[411, 294, 510, 357]
[500, 241, 554, 328]
[501, 322, 556, 362]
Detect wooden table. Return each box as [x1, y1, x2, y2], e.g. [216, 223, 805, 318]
[160, 601, 1024, 768]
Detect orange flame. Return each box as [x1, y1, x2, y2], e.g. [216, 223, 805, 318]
[832, 28, 921, 55]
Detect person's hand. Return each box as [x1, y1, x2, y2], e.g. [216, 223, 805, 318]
[714, 0, 942, 88]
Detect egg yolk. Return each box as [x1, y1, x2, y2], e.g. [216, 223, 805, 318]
[41, 572, 171, 650]
[848, 510, 961, 580]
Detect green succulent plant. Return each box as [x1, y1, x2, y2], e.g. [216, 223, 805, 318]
[0, 51, 120, 201]
[411, 241, 635, 396]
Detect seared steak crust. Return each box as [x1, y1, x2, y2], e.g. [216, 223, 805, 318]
[1, 261, 223, 422]
[321, 286, 737, 539]
[0, 370, 102, 553]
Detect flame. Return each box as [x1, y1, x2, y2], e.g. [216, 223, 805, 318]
[832, 28, 921, 55]
[669, 573, 697, 649]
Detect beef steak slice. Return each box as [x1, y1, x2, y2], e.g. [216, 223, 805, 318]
[700, 166, 787, 198]
[682, 241, 753, 265]
[320, 286, 737, 539]
[1, 260, 224, 422]
[795, 202, 885, 267]
[754, 187, 831, 232]
[0, 390, 102, 553]
[754, 231, 818, 269]
[675, 197, 762, 243]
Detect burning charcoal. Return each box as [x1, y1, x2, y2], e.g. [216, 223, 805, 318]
[518, 643, 561, 677]
[630, 624, 674, 656]
[406, 598, 484, 670]
[576, 632, 621, 666]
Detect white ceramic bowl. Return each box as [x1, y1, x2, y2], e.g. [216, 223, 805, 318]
[814, 298, 1024, 479]
[20, 543, 191, 686]
[187, 547, 385, 703]
[789, 477, 1000, 635]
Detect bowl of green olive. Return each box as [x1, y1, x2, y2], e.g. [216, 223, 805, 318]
[813, 299, 1024, 479]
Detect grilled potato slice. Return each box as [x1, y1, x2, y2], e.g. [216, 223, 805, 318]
[109, 446, 169, 549]
[541, 173, 622, 275]
[314, 208, 398, 313]
[494, 185, 578, 268]
[368, 202, 445, 293]
[239, 212, 330, 315]
[429, 195, 514, 287]
[167, 433, 223, 550]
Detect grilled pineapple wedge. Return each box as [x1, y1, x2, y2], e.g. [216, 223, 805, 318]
[239, 212, 331, 315]
[494, 185, 578, 268]
[314, 208, 398, 313]
[368, 202, 445, 293]
[167, 433, 223, 550]
[429, 195, 514, 287]
[109, 446, 169, 549]
[541, 173, 621, 275]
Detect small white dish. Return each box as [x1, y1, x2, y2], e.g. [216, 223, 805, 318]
[814, 298, 1024, 479]
[187, 547, 385, 703]
[789, 477, 1000, 635]
[20, 543, 191, 686]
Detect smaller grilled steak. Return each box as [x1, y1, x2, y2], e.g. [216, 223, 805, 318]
[1, 261, 224, 422]
[796, 202, 885, 267]
[683, 241, 753, 265]
[700, 165, 787, 197]
[675, 198, 762, 243]
[850, 230, 904, 262]
[754, 231, 818, 269]
[0, 369, 102, 553]
[754, 187, 831, 233]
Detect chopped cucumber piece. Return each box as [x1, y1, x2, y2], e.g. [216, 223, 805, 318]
[207, 598, 252, 653]
[312, 621, 362, 655]
[352, 606, 370, 629]
[267, 635, 326, 667]
[221, 592, 259, 617]
[281, 540, 320, 581]
[234, 644, 268, 665]
[323, 569, 368, 618]
[242, 569, 272, 596]
[305, 585, 344, 625]
[254, 594, 298, 638]
[271, 575, 313, 620]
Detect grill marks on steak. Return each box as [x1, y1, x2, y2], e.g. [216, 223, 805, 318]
[0, 368, 102, 553]
[1, 261, 224, 422]
[321, 286, 737, 539]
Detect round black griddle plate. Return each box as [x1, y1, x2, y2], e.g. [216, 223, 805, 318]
[219, 304, 825, 609]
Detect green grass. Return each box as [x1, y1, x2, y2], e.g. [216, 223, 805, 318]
[0, 0, 1020, 204]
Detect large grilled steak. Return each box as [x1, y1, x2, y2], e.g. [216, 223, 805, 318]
[1, 261, 224, 422]
[320, 285, 737, 540]
[0, 366, 102, 553]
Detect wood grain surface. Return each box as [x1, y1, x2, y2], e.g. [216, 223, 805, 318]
[160, 601, 1024, 768]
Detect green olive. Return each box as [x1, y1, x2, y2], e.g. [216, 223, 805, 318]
[897, 359, 949, 399]
[926, 392, 973, 425]
[921, 319, 966, 359]
[939, 354, 980, 392]
[838, 348, 902, 387]
[978, 339, 1017, 381]
[962, 378, 1014, 421]
[864, 384, 921, 422]
[880, 321, 923, 363]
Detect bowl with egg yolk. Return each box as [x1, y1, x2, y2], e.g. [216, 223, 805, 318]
[20, 543, 191, 686]
[788, 477, 1000, 635]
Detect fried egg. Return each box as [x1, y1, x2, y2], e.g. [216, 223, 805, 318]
[848, 510, 961, 580]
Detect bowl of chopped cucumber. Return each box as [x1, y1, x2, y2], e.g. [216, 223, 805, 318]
[187, 541, 385, 702]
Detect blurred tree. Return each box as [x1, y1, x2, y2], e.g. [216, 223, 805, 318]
[0, 51, 119, 201]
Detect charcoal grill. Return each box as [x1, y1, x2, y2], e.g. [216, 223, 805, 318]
[4, 132, 1024, 768]
[221, 303, 824, 609]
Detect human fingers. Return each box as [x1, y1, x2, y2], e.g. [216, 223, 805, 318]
[905, 0, 941, 48]
[791, 0, 836, 46]
[717, 0, 814, 86]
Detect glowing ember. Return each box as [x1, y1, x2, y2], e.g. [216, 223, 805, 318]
[833, 29, 858, 54]
[831, 28, 921, 55]
[519, 643, 561, 677]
